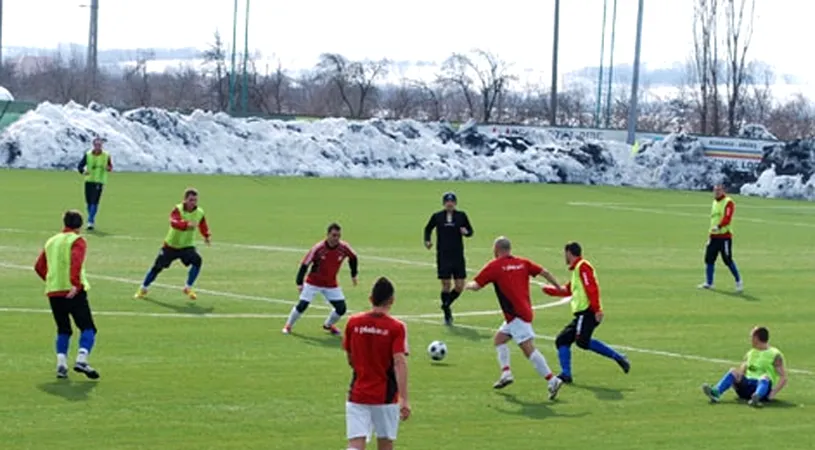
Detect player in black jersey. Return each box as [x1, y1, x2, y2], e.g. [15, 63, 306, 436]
[423, 192, 474, 325]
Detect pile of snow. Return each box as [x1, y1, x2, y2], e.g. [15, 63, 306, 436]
[739, 139, 815, 200]
[0, 86, 14, 102]
[1, 102, 813, 201]
[739, 123, 777, 141]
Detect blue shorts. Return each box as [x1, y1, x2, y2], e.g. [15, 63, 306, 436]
[734, 377, 772, 401]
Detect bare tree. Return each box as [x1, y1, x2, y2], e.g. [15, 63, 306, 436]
[723, 0, 755, 135]
[439, 50, 516, 123]
[202, 31, 229, 111]
[123, 50, 154, 107]
[318, 53, 389, 118]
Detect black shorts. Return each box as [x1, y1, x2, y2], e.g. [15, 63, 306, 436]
[437, 257, 466, 280]
[84, 182, 104, 204]
[153, 247, 202, 269]
[555, 310, 599, 349]
[49, 291, 96, 335]
[704, 237, 734, 265]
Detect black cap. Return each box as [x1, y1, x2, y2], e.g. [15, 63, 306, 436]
[442, 192, 457, 204]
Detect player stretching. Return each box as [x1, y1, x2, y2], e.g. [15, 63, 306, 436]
[134, 188, 211, 300]
[283, 223, 359, 336]
[698, 184, 743, 292]
[33, 210, 100, 379]
[343, 277, 410, 450]
[543, 242, 630, 383]
[702, 326, 787, 407]
[76, 137, 112, 230]
[464, 236, 564, 400]
[423, 192, 474, 325]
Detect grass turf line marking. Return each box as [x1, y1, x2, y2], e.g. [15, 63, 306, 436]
[0, 307, 293, 319]
[0, 262, 562, 317]
[2, 263, 811, 376]
[567, 202, 815, 211]
[567, 202, 815, 228]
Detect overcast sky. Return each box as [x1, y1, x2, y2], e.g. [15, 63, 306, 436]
[3, 0, 810, 81]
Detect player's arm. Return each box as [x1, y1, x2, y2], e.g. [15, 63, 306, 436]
[393, 322, 410, 420]
[198, 216, 212, 242]
[106, 155, 113, 172]
[296, 247, 316, 287]
[715, 201, 735, 231]
[77, 153, 87, 174]
[345, 244, 359, 280]
[33, 250, 48, 281]
[460, 212, 474, 237]
[578, 263, 601, 312]
[465, 264, 493, 291]
[169, 207, 194, 230]
[769, 354, 788, 399]
[528, 260, 561, 289]
[423, 213, 436, 245]
[543, 282, 572, 297]
[70, 238, 88, 290]
[342, 323, 353, 367]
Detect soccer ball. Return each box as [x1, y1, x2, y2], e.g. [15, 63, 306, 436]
[427, 340, 447, 361]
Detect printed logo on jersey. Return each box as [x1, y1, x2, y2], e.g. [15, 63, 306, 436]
[502, 264, 525, 271]
[354, 326, 390, 336]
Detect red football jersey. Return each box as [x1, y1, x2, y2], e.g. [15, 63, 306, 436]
[343, 312, 408, 405]
[473, 255, 543, 323]
[301, 240, 357, 288]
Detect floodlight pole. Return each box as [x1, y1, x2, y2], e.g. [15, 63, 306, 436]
[241, 0, 250, 114]
[86, 0, 99, 101]
[594, 0, 608, 127]
[228, 0, 238, 114]
[549, 0, 560, 126]
[626, 0, 644, 145]
[604, 0, 617, 128]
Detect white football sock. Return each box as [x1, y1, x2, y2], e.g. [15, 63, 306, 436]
[496, 344, 511, 371]
[76, 348, 89, 364]
[57, 353, 67, 367]
[325, 310, 342, 327]
[529, 349, 553, 379]
[286, 307, 302, 327]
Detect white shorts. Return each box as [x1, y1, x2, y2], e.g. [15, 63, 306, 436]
[299, 282, 345, 303]
[498, 318, 536, 344]
[346, 402, 400, 441]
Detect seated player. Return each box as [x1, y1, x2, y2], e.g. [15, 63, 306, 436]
[702, 326, 787, 407]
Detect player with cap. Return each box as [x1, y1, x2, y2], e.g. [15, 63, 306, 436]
[423, 191, 474, 325]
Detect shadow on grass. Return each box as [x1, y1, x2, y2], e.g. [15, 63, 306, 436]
[715, 398, 800, 408]
[292, 332, 342, 349]
[492, 392, 589, 420]
[143, 297, 215, 315]
[86, 229, 112, 238]
[429, 362, 454, 368]
[446, 324, 492, 342]
[710, 289, 761, 301]
[571, 383, 634, 401]
[38, 380, 98, 401]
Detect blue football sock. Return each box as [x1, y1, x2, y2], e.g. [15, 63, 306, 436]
[714, 371, 735, 394]
[557, 346, 572, 377]
[755, 378, 771, 399]
[142, 267, 160, 288]
[589, 339, 624, 361]
[727, 262, 741, 282]
[706, 264, 715, 285]
[186, 264, 201, 287]
[78, 329, 95, 353]
[56, 334, 70, 354]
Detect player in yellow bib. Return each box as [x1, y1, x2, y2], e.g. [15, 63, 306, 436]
[702, 326, 788, 407]
[76, 137, 113, 230]
[134, 188, 212, 301]
[698, 184, 743, 292]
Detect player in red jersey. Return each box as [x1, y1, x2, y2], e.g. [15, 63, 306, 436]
[343, 277, 410, 450]
[465, 236, 565, 400]
[283, 223, 359, 336]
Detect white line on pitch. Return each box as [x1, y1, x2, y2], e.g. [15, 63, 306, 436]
[567, 202, 815, 228]
[0, 307, 293, 319]
[567, 201, 815, 211]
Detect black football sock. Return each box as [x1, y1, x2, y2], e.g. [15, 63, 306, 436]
[448, 290, 461, 305]
[440, 291, 452, 309]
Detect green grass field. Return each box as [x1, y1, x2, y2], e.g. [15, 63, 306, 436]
[1, 169, 814, 450]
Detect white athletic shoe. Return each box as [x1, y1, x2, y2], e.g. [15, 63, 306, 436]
[548, 376, 563, 400]
[493, 371, 514, 389]
[735, 280, 744, 293]
[697, 283, 713, 289]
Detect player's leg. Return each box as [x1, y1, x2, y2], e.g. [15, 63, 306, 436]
[69, 291, 100, 379]
[513, 322, 562, 400]
[554, 319, 578, 382]
[447, 260, 467, 319]
[49, 296, 72, 378]
[180, 248, 203, 300]
[136, 248, 176, 298]
[346, 402, 373, 450]
[574, 312, 630, 373]
[720, 238, 743, 291]
[283, 283, 317, 333]
[700, 238, 721, 288]
[702, 366, 745, 403]
[322, 288, 347, 336]
[85, 182, 103, 229]
[371, 404, 400, 450]
[492, 324, 515, 388]
[438, 260, 454, 325]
